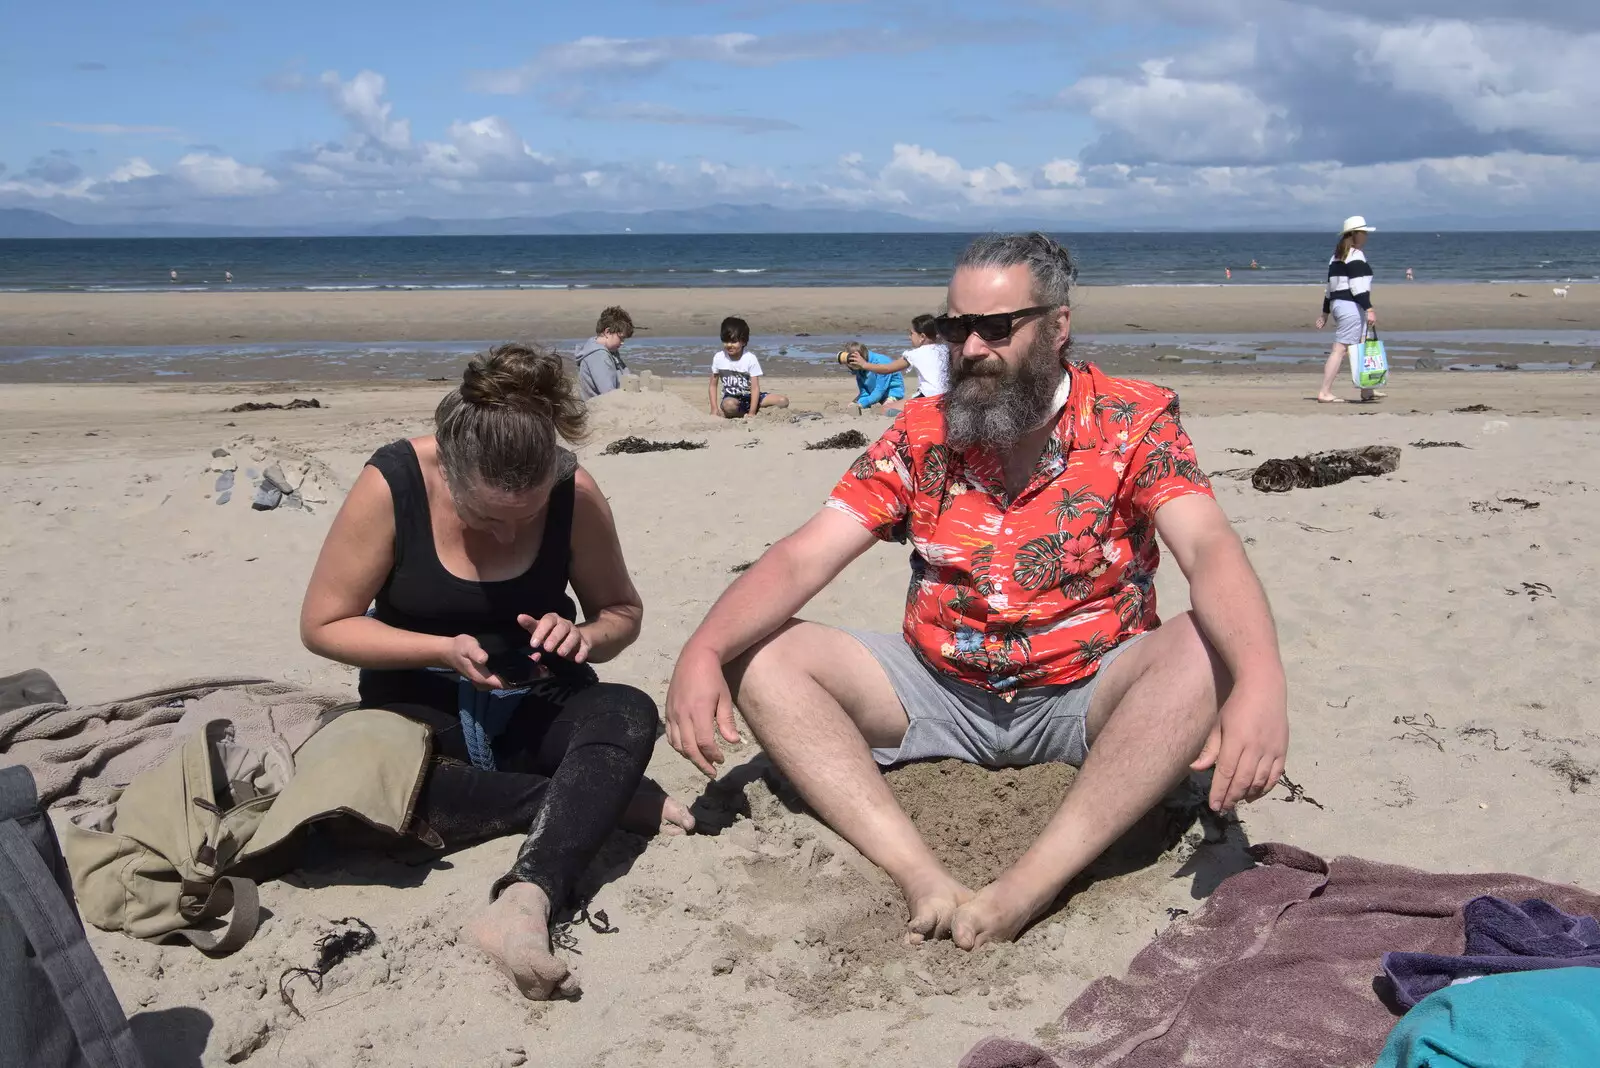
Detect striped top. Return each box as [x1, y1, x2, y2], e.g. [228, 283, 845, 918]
[1323, 248, 1374, 313]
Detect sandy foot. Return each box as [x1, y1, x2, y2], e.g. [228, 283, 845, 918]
[622, 778, 696, 837]
[950, 875, 1055, 951]
[465, 882, 579, 1000]
[901, 870, 974, 945]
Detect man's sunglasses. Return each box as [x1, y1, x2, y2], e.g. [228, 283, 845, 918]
[933, 306, 1054, 345]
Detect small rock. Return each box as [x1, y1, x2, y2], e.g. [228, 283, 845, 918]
[252, 485, 283, 511]
[216, 491, 232, 506]
[711, 957, 735, 975]
[262, 464, 295, 494]
[214, 471, 235, 494]
[1156, 353, 1183, 363]
[208, 456, 237, 473]
[211, 447, 229, 458]
[249, 446, 268, 462]
[282, 492, 304, 510]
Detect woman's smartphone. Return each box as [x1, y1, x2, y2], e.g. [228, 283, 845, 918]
[475, 633, 540, 686]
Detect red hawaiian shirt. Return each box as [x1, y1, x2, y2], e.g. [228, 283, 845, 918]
[826, 362, 1213, 693]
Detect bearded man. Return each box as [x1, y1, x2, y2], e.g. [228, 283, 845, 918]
[665, 233, 1289, 949]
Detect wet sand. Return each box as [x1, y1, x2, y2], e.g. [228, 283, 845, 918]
[0, 282, 1596, 348]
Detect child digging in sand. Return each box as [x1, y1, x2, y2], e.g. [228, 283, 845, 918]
[710, 316, 789, 419]
[838, 341, 906, 416]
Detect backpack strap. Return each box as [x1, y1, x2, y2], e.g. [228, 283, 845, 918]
[0, 803, 146, 1067]
[167, 875, 259, 955]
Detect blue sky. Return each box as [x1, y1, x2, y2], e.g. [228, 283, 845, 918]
[3, 0, 1597, 227]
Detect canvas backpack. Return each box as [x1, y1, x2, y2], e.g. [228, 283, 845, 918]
[61, 707, 431, 955]
[0, 765, 146, 1068]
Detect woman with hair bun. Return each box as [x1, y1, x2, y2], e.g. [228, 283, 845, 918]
[300, 342, 692, 1001]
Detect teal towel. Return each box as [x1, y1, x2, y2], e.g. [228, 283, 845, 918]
[1376, 967, 1600, 1067]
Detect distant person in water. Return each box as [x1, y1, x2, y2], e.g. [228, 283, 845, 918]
[575, 305, 633, 400]
[1314, 215, 1382, 404]
[169, 269, 178, 283]
[710, 316, 789, 419]
[299, 343, 693, 1000]
[1250, 259, 1260, 270]
[225, 270, 233, 284]
[1406, 267, 1414, 282]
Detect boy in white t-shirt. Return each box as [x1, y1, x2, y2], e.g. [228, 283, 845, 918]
[844, 314, 949, 398]
[710, 316, 790, 419]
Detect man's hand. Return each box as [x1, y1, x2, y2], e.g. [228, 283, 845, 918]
[1314, 314, 1327, 330]
[665, 643, 743, 778]
[1190, 675, 1288, 812]
[1366, 308, 1377, 325]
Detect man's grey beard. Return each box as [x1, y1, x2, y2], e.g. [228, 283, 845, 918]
[943, 323, 1065, 451]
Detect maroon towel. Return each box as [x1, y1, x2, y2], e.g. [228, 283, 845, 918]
[961, 843, 1600, 1068]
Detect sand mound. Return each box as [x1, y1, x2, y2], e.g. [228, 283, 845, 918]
[583, 389, 724, 438]
[678, 759, 1219, 1018]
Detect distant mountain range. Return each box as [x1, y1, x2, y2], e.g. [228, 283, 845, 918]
[2, 204, 1594, 239]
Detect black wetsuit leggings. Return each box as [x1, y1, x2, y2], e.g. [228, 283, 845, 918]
[362, 671, 657, 910]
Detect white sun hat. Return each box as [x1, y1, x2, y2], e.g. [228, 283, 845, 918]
[1340, 215, 1377, 234]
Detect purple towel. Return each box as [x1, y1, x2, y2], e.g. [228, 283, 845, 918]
[1383, 896, 1600, 1008]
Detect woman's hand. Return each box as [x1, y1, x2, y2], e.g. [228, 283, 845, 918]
[1366, 309, 1377, 325]
[1314, 315, 1327, 330]
[845, 355, 867, 371]
[442, 634, 505, 691]
[518, 612, 591, 665]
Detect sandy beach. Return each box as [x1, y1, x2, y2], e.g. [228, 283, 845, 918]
[1, 282, 1597, 348]
[2, 368, 1598, 1066]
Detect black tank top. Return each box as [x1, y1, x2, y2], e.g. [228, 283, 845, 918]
[358, 440, 588, 703]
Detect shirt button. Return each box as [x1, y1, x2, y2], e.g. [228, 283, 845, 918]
[1004, 527, 1013, 535]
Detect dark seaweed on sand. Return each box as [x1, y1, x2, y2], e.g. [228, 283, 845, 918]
[602, 436, 707, 455]
[278, 918, 377, 1018]
[1250, 446, 1401, 493]
[1410, 440, 1468, 449]
[1453, 404, 1494, 413]
[805, 430, 871, 451]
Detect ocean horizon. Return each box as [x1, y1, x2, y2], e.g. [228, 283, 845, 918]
[1, 231, 1597, 293]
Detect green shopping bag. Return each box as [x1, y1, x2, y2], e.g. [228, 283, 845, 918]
[1352, 324, 1388, 389]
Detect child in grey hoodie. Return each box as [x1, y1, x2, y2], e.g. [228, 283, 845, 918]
[575, 306, 634, 399]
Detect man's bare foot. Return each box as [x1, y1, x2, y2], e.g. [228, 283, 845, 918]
[465, 882, 577, 1000]
[900, 869, 974, 945]
[620, 779, 696, 837]
[950, 874, 1057, 951]
[1315, 394, 1346, 404]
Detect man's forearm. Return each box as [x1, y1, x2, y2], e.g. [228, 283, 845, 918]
[1185, 535, 1285, 688]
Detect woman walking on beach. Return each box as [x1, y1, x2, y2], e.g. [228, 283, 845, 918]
[1314, 215, 1380, 403]
[300, 343, 691, 1001]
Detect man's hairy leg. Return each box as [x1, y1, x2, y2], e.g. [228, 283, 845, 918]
[951, 612, 1226, 949]
[728, 622, 972, 942]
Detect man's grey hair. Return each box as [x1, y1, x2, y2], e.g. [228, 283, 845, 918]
[953, 232, 1078, 307]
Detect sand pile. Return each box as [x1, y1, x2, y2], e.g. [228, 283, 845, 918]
[583, 389, 725, 439]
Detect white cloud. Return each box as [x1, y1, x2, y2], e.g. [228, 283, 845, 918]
[106, 158, 159, 183]
[320, 70, 411, 152]
[46, 122, 182, 136]
[172, 153, 279, 195]
[474, 27, 925, 93]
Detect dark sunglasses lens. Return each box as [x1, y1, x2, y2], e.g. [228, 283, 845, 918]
[971, 314, 1015, 343]
[934, 316, 969, 344]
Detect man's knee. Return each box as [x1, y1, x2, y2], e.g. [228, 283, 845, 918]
[724, 619, 807, 708]
[1160, 612, 1231, 708]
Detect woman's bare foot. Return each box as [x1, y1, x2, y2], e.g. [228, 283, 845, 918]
[465, 882, 577, 1000]
[950, 873, 1056, 951]
[620, 779, 696, 837]
[1315, 394, 1346, 404]
[900, 868, 974, 945]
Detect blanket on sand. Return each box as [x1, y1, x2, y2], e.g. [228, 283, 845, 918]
[0, 677, 349, 808]
[960, 842, 1600, 1068]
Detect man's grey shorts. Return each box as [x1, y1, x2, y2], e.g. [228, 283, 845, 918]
[845, 630, 1145, 768]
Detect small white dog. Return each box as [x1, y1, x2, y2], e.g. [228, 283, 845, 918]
[1554, 286, 1569, 298]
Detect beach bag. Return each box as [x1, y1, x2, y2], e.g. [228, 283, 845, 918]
[1352, 325, 1389, 389]
[60, 708, 431, 955]
[0, 766, 146, 1068]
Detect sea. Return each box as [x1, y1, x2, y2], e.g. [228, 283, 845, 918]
[1, 231, 1598, 292]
